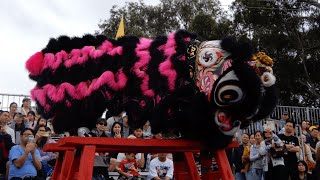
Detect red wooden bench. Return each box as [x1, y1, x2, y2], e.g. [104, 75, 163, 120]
[43, 137, 238, 180]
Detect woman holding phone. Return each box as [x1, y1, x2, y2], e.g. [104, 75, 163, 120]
[34, 125, 57, 178]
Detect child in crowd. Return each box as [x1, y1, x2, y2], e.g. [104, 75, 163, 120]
[133, 127, 144, 139]
[118, 153, 143, 180]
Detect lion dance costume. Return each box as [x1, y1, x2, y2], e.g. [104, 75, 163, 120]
[26, 30, 277, 150]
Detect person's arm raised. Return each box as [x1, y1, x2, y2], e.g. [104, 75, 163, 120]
[12, 144, 33, 168]
[31, 148, 42, 171]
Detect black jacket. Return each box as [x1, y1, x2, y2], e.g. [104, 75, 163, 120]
[232, 144, 245, 173]
[0, 133, 15, 173]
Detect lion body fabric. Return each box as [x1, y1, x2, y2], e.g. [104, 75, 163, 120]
[26, 30, 277, 150]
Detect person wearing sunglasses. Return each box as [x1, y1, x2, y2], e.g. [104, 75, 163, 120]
[89, 118, 109, 137]
[89, 118, 111, 180]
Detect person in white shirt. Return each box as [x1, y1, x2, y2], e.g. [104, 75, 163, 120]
[147, 153, 174, 180]
[0, 111, 15, 143]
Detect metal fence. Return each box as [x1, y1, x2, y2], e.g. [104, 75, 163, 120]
[243, 105, 320, 135]
[0, 93, 31, 111]
[271, 105, 320, 125]
[243, 118, 305, 137]
[1, 93, 319, 126]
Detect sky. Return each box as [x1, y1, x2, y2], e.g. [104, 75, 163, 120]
[0, 0, 233, 96]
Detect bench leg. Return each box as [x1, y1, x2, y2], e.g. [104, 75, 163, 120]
[184, 152, 201, 180]
[215, 149, 233, 180]
[52, 150, 75, 180]
[76, 145, 96, 180]
[173, 152, 200, 180]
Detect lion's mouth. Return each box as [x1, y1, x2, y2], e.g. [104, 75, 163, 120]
[214, 110, 241, 136]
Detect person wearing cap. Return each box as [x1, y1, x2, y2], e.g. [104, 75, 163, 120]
[121, 113, 132, 138]
[306, 126, 319, 160]
[281, 111, 289, 121]
[19, 97, 32, 116]
[277, 111, 290, 135]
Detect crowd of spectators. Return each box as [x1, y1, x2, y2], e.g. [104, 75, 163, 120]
[232, 111, 320, 180]
[0, 98, 174, 180]
[2, 97, 320, 180]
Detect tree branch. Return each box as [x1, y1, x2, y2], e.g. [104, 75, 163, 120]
[297, 79, 320, 99]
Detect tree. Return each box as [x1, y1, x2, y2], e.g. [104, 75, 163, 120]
[231, 0, 320, 107]
[97, 0, 320, 107]
[97, 0, 232, 39]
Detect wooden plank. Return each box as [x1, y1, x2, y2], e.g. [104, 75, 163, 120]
[215, 149, 234, 180]
[52, 137, 238, 153]
[58, 137, 200, 153]
[59, 150, 75, 180]
[77, 145, 96, 180]
[184, 152, 201, 180]
[43, 143, 75, 152]
[44, 138, 238, 152]
[50, 152, 63, 180]
[174, 158, 189, 180]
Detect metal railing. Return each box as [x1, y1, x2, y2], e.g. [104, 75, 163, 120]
[0, 93, 31, 111]
[271, 105, 320, 125]
[0, 93, 319, 128]
[243, 105, 320, 135]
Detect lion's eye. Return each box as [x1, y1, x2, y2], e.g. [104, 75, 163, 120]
[198, 49, 220, 67]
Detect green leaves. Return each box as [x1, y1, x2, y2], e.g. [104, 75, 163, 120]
[97, 0, 223, 38]
[232, 0, 320, 107]
[97, 0, 320, 107]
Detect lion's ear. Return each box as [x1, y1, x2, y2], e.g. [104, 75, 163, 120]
[220, 36, 253, 62]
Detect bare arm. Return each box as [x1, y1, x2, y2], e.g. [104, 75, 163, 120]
[13, 151, 29, 168]
[137, 153, 145, 168]
[290, 145, 300, 152]
[308, 143, 317, 154]
[306, 145, 315, 163]
[31, 152, 42, 170]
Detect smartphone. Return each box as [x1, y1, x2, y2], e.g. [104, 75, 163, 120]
[28, 135, 34, 143]
[41, 132, 50, 137]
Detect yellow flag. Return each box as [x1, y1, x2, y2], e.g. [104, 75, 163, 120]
[115, 16, 125, 39]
